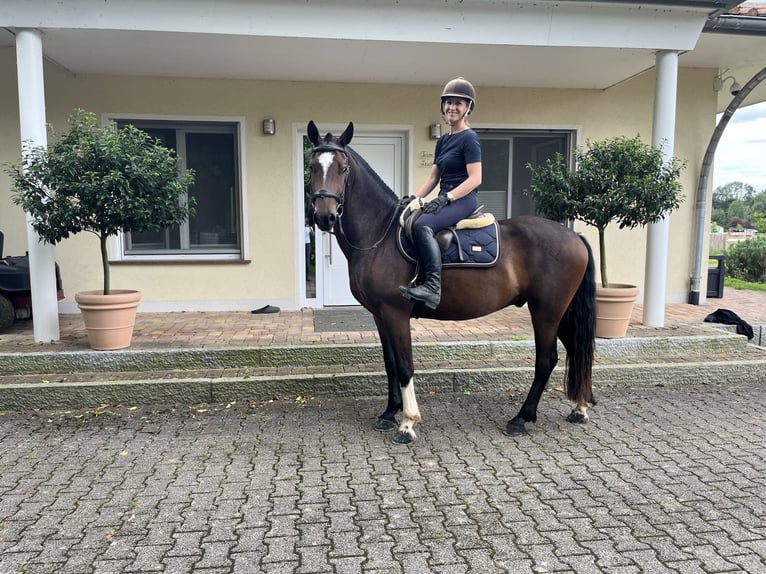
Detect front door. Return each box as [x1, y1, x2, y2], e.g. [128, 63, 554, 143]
[315, 133, 404, 306]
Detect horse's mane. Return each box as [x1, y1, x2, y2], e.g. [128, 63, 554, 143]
[345, 146, 398, 203]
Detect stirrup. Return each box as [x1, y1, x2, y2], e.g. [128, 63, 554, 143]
[399, 284, 440, 309]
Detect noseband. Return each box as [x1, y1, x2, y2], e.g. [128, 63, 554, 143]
[310, 143, 349, 210]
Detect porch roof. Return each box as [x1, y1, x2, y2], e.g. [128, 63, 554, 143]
[1, 0, 765, 108]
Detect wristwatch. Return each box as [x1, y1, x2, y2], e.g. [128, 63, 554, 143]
[446, 192, 454, 203]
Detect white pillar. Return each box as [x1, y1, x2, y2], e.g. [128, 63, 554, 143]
[16, 29, 60, 342]
[643, 50, 678, 328]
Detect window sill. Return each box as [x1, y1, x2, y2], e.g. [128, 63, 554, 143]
[111, 259, 251, 265]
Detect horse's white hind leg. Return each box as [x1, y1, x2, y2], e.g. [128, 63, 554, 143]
[393, 378, 421, 444]
[566, 400, 589, 424]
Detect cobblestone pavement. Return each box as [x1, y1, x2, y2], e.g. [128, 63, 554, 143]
[2, 381, 766, 573]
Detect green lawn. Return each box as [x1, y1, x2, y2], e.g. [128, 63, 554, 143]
[724, 277, 766, 292]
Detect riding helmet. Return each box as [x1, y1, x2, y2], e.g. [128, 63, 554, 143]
[440, 77, 476, 114]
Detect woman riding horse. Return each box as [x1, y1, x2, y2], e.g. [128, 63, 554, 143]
[400, 77, 482, 310]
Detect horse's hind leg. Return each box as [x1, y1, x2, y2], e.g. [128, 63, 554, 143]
[558, 324, 594, 425]
[504, 322, 559, 436]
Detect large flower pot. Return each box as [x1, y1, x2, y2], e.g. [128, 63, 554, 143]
[74, 290, 141, 350]
[595, 283, 639, 339]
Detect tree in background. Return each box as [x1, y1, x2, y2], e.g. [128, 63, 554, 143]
[712, 181, 766, 231]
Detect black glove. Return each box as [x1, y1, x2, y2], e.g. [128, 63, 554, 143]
[398, 195, 416, 208]
[422, 195, 448, 214]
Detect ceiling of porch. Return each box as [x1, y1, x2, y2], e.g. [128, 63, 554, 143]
[1, 20, 764, 110]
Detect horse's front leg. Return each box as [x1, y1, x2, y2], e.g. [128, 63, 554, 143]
[373, 312, 421, 444]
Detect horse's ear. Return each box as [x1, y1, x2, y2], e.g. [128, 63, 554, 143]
[339, 122, 354, 147]
[307, 121, 320, 146]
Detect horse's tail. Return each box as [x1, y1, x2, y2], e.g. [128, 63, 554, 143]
[560, 235, 596, 405]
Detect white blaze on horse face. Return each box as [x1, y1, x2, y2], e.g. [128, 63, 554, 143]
[318, 152, 335, 184]
[399, 378, 422, 439]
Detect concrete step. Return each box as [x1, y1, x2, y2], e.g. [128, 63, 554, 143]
[1, 329, 763, 410]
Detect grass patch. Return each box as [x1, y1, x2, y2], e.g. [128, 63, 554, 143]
[724, 277, 766, 292]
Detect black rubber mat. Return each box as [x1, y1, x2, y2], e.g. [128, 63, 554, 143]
[313, 307, 376, 332]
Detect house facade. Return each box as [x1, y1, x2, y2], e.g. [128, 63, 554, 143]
[2, 1, 765, 341]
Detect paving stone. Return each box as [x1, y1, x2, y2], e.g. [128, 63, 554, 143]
[2, 383, 766, 572]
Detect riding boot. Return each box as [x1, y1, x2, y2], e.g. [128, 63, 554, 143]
[399, 225, 442, 309]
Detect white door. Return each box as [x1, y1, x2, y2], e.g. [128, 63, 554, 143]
[319, 134, 404, 306]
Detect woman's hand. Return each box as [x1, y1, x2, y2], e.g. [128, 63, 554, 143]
[422, 195, 448, 214]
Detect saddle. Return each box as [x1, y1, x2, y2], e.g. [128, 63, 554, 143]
[398, 190, 500, 268]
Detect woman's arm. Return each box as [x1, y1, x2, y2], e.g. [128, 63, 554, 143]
[447, 162, 482, 201]
[414, 164, 441, 198]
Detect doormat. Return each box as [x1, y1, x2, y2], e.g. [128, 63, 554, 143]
[313, 308, 377, 332]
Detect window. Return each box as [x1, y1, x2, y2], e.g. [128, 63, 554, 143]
[115, 119, 243, 259]
[476, 130, 574, 220]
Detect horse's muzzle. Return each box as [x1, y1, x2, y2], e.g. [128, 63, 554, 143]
[314, 210, 336, 232]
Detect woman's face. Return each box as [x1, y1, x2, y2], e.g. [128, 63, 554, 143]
[442, 97, 470, 123]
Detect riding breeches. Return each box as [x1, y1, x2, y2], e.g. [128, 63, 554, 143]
[413, 190, 479, 234]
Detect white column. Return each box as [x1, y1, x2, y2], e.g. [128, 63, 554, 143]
[16, 29, 60, 342]
[642, 50, 678, 328]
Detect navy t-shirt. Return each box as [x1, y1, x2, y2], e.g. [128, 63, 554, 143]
[433, 129, 481, 190]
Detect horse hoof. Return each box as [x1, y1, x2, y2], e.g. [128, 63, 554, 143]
[566, 410, 588, 424]
[502, 421, 527, 436]
[375, 417, 398, 432]
[391, 431, 413, 445]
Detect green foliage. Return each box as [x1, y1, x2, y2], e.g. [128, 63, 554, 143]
[724, 276, 766, 292]
[711, 181, 766, 230]
[6, 109, 195, 294]
[726, 235, 766, 283]
[526, 135, 685, 287]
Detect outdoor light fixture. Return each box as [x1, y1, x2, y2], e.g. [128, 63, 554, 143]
[714, 70, 742, 96]
[262, 118, 276, 135]
[429, 123, 442, 140]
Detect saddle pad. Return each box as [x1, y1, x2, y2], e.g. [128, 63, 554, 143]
[397, 222, 500, 268]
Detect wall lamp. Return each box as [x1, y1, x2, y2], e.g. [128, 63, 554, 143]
[714, 70, 742, 96]
[262, 118, 276, 135]
[429, 123, 442, 140]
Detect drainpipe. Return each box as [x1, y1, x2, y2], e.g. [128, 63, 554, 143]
[688, 66, 766, 305]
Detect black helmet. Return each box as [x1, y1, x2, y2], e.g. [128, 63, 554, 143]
[440, 77, 476, 114]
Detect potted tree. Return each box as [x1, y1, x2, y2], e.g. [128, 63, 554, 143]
[6, 109, 195, 350]
[527, 135, 685, 338]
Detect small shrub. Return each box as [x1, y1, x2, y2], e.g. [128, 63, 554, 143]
[726, 235, 766, 283]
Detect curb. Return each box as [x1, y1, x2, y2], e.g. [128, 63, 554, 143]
[1, 330, 764, 410]
[0, 330, 751, 375]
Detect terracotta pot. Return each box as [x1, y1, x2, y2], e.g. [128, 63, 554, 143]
[74, 290, 142, 350]
[595, 283, 639, 339]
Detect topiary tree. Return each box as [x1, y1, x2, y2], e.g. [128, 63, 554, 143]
[526, 135, 685, 288]
[6, 109, 195, 295]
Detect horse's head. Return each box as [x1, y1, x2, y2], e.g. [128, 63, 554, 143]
[308, 121, 354, 232]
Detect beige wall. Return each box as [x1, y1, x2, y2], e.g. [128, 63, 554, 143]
[0, 47, 716, 310]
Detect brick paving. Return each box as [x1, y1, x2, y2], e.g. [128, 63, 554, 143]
[2, 287, 765, 352]
[1, 289, 765, 573]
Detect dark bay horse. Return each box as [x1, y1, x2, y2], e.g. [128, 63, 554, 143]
[308, 121, 596, 444]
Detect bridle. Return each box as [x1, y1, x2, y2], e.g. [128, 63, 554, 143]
[309, 143, 399, 252]
[310, 142, 349, 214]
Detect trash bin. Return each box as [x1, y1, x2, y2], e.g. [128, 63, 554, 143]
[707, 255, 725, 298]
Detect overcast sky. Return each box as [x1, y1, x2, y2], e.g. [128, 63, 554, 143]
[712, 100, 766, 193]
